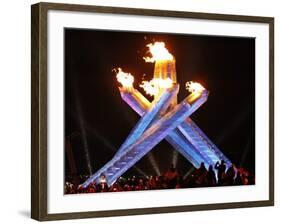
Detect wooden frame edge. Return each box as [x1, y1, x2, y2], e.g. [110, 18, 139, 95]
[269, 18, 274, 205]
[31, 3, 48, 221]
[40, 200, 273, 221]
[36, 2, 274, 23]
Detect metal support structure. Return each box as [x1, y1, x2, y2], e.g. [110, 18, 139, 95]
[82, 90, 208, 187]
[115, 85, 179, 156]
[120, 88, 209, 166]
[120, 88, 231, 167]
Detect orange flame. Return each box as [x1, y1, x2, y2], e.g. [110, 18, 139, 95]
[143, 42, 174, 63]
[186, 81, 205, 93]
[115, 68, 134, 88]
[140, 78, 173, 96]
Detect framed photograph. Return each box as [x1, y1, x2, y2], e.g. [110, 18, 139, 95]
[31, 2, 274, 221]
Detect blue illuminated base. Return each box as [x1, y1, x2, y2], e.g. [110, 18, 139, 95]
[82, 87, 231, 188]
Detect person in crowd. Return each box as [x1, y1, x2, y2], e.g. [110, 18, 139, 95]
[206, 165, 217, 187]
[64, 164, 253, 194]
[164, 164, 179, 189]
[97, 174, 109, 192]
[87, 182, 97, 193]
[176, 175, 184, 189]
[225, 164, 236, 185]
[234, 171, 243, 185]
[215, 160, 226, 185]
[194, 162, 207, 187]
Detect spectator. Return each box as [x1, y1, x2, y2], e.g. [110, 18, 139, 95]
[97, 174, 109, 192]
[206, 165, 217, 186]
[215, 160, 226, 185]
[194, 162, 207, 187]
[225, 164, 236, 185]
[164, 164, 179, 189]
[234, 171, 243, 185]
[64, 164, 253, 194]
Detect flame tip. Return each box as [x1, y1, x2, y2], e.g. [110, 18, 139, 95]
[139, 78, 173, 96]
[186, 81, 205, 93]
[115, 68, 134, 88]
[144, 41, 174, 63]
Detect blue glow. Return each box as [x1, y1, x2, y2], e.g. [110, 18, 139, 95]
[82, 91, 207, 187]
[82, 87, 232, 188]
[115, 85, 179, 157]
[122, 90, 232, 169]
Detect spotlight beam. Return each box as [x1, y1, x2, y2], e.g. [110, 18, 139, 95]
[85, 125, 148, 178]
[133, 166, 149, 177]
[147, 152, 161, 176]
[216, 107, 250, 145]
[76, 98, 93, 175]
[239, 133, 254, 167]
[183, 167, 195, 180]
[172, 150, 179, 168]
[85, 126, 116, 151]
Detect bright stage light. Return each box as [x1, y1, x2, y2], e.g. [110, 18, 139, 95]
[76, 98, 93, 175]
[86, 125, 148, 178]
[172, 150, 179, 168]
[133, 166, 149, 177]
[183, 167, 195, 180]
[239, 137, 252, 167]
[147, 152, 161, 176]
[85, 126, 116, 151]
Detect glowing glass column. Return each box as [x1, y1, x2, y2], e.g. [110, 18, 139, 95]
[82, 90, 208, 187]
[115, 85, 179, 157]
[120, 88, 207, 167]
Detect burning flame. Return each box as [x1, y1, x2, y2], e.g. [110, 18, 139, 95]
[143, 42, 174, 63]
[140, 78, 173, 96]
[115, 68, 134, 88]
[186, 81, 205, 93]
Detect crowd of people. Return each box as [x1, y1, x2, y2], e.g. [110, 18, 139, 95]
[65, 161, 255, 194]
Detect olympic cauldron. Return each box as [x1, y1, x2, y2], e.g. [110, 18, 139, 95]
[82, 42, 231, 188]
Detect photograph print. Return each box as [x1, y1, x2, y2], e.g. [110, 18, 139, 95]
[64, 29, 255, 194]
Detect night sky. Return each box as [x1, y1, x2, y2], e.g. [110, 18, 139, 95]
[64, 29, 255, 178]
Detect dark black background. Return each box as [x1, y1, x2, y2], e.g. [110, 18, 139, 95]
[65, 29, 255, 178]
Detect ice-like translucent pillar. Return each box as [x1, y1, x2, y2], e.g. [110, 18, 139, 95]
[82, 91, 208, 187]
[121, 88, 231, 168]
[115, 85, 179, 157]
[107, 90, 209, 185]
[120, 88, 206, 167]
